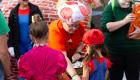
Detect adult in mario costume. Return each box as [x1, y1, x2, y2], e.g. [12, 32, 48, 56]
[48, 1, 89, 80]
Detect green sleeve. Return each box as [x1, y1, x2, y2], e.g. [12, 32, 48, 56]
[0, 11, 10, 36]
[100, 4, 114, 32]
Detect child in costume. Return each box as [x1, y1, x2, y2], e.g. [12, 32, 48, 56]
[82, 29, 111, 80]
[18, 18, 67, 80]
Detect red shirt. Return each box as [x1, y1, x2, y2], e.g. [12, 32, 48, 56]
[48, 20, 85, 58]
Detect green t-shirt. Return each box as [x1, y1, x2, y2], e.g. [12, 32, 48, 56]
[0, 11, 9, 36]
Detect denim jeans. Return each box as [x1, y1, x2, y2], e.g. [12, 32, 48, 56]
[0, 64, 4, 80]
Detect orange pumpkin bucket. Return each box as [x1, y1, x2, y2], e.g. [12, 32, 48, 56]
[128, 3, 140, 34]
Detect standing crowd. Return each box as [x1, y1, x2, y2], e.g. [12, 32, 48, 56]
[0, 0, 139, 80]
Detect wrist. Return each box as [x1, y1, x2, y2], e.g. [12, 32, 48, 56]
[5, 74, 16, 80]
[71, 74, 80, 80]
[122, 19, 128, 24]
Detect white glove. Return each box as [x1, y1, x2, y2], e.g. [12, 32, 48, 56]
[8, 47, 15, 57]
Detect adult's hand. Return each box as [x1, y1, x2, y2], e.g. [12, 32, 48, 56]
[123, 13, 135, 24]
[129, 26, 140, 39]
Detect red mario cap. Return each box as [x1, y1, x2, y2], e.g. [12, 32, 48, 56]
[82, 29, 104, 45]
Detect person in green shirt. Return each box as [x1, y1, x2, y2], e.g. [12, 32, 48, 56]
[100, 0, 140, 80]
[0, 1, 15, 79]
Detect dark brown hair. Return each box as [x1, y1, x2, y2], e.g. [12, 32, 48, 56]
[83, 44, 109, 63]
[30, 21, 48, 40]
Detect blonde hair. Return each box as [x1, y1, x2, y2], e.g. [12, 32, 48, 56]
[32, 14, 42, 23]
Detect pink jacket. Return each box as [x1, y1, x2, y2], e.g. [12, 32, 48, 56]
[18, 45, 67, 80]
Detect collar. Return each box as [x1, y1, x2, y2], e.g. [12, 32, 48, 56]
[33, 43, 47, 47]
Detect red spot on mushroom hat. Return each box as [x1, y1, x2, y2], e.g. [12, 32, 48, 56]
[57, 1, 90, 22]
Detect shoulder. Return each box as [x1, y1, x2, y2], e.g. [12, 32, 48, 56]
[29, 2, 38, 8]
[104, 58, 112, 69]
[46, 46, 63, 55]
[44, 46, 66, 60]
[102, 3, 113, 13]
[9, 4, 19, 14]
[49, 20, 63, 34]
[28, 2, 41, 12]
[49, 20, 61, 29]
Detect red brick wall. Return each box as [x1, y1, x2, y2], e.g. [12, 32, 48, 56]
[0, 0, 109, 25]
[0, 0, 59, 24]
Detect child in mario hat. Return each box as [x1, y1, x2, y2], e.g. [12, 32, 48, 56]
[81, 29, 111, 80]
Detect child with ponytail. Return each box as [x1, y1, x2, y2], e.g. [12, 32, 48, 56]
[82, 29, 111, 80]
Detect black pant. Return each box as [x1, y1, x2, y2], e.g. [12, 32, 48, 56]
[109, 53, 140, 80]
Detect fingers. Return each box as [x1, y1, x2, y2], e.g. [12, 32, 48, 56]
[129, 31, 139, 39]
[129, 34, 136, 39]
[129, 31, 135, 36]
[128, 14, 135, 21]
[124, 13, 135, 23]
[72, 53, 82, 62]
[129, 26, 140, 39]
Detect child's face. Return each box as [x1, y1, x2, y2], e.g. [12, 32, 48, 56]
[118, 0, 131, 8]
[86, 45, 94, 55]
[86, 46, 91, 55]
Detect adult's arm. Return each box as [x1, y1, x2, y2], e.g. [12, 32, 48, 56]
[100, 4, 134, 32]
[0, 35, 12, 77]
[62, 51, 81, 80]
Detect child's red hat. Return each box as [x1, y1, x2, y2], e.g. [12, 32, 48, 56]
[82, 29, 104, 45]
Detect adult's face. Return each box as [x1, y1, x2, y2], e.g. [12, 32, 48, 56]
[63, 19, 80, 34]
[118, 0, 132, 8]
[19, 0, 29, 6]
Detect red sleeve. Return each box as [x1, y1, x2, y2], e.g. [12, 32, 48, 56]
[106, 58, 112, 69]
[88, 60, 94, 73]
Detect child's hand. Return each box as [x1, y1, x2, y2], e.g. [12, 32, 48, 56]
[81, 60, 89, 80]
[71, 75, 81, 80]
[82, 59, 89, 68]
[72, 53, 82, 62]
